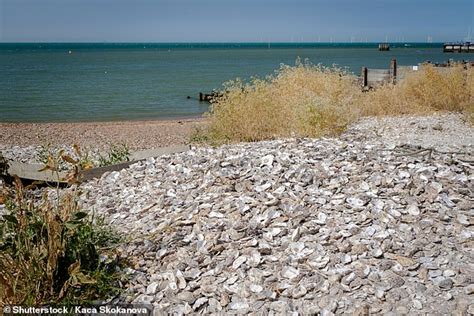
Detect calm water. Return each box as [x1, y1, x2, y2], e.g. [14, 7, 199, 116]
[0, 43, 467, 122]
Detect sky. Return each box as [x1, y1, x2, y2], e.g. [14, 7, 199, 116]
[0, 0, 472, 42]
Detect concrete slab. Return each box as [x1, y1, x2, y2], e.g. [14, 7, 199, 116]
[3, 145, 191, 183]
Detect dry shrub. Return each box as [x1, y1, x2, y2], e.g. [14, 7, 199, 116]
[361, 64, 473, 116]
[465, 67, 474, 123]
[206, 61, 361, 143]
[201, 62, 473, 144]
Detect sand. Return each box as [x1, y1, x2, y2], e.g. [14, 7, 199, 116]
[0, 117, 208, 151]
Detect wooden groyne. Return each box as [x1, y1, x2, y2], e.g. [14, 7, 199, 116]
[199, 91, 222, 102]
[361, 58, 402, 89]
[443, 42, 474, 53]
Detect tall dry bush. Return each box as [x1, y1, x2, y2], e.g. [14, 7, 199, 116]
[199, 62, 473, 144]
[361, 64, 473, 116]
[206, 61, 361, 143]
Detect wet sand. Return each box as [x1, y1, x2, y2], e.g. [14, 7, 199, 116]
[0, 117, 209, 151]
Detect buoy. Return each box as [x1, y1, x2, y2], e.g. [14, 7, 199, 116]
[68, 50, 72, 54]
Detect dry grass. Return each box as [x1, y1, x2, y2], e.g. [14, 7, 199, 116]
[200, 62, 473, 144]
[361, 64, 473, 117]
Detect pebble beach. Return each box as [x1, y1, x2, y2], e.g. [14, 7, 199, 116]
[0, 117, 207, 163]
[1, 113, 473, 314]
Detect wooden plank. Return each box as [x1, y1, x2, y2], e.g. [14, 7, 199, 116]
[390, 59, 397, 84]
[361, 67, 368, 87]
[367, 69, 390, 85]
[3, 145, 191, 183]
[367, 69, 390, 75]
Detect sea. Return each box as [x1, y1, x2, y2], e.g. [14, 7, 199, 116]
[0, 43, 469, 122]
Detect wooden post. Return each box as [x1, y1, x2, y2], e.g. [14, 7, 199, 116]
[390, 58, 397, 84]
[199, 92, 203, 102]
[361, 67, 368, 88]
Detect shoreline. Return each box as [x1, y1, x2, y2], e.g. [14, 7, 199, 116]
[0, 114, 207, 125]
[0, 115, 207, 126]
[0, 116, 209, 151]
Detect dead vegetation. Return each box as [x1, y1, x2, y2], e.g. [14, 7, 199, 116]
[196, 61, 473, 144]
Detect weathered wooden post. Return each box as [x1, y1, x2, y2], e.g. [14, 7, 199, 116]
[390, 58, 397, 84]
[199, 92, 204, 102]
[361, 67, 368, 88]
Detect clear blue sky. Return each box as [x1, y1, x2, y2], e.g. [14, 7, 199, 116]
[0, 0, 472, 42]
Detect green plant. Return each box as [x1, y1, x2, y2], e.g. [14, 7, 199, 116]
[36, 143, 53, 165]
[0, 153, 9, 205]
[190, 126, 212, 144]
[0, 152, 8, 176]
[98, 144, 130, 167]
[0, 152, 124, 306]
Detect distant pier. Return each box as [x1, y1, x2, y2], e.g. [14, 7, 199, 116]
[443, 42, 474, 53]
[378, 43, 390, 51]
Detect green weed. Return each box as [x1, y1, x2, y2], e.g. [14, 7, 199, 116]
[98, 144, 130, 167]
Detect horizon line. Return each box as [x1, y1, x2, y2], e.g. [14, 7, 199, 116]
[0, 41, 447, 44]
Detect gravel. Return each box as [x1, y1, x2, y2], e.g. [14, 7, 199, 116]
[0, 117, 207, 156]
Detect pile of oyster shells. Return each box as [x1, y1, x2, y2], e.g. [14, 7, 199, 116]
[80, 115, 473, 315]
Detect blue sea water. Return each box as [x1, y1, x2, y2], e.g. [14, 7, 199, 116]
[0, 43, 468, 122]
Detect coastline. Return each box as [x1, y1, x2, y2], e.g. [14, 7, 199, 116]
[0, 116, 209, 151]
